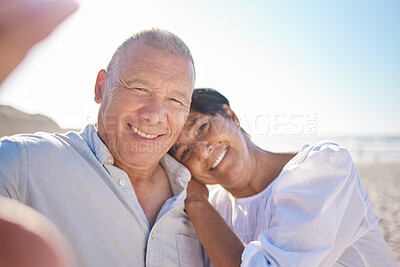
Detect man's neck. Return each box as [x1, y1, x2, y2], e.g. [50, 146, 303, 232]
[113, 157, 160, 180]
[117, 162, 173, 226]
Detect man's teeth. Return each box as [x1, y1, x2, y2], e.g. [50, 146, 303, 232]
[211, 148, 227, 169]
[130, 125, 158, 139]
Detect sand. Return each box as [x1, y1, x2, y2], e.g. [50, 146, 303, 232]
[356, 162, 400, 263]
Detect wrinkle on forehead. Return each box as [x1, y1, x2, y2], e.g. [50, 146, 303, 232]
[122, 69, 191, 84]
[121, 45, 194, 80]
[121, 61, 193, 83]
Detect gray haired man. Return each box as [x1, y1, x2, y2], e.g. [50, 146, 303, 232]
[0, 28, 204, 266]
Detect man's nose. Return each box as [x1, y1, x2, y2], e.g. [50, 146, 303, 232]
[139, 98, 167, 125]
[195, 142, 213, 159]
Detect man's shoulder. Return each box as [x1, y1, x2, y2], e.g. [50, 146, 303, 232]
[1, 131, 55, 143]
[0, 130, 85, 155]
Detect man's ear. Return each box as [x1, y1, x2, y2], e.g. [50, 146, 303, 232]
[94, 69, 106, 104]
[222, 104, 239, 125]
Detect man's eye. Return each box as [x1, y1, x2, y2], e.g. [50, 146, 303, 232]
[169, 98, 183, 105]
[129, 87, 148, 95]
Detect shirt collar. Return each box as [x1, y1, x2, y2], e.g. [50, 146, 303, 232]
[80, 124, 114, 165]
[160, 153, 191, 195]
[80, 124, 191, 194]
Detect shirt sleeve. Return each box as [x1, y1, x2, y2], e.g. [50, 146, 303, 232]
[0, 137, 27, 200]
[241, 143, 369, 267]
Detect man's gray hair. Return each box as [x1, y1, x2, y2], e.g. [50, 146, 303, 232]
[106, 28, 195, 80]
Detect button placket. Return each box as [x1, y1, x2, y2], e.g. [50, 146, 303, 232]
[118, 178, 126, 186]
[106, 157, 114, 165]
[104, 164, 130, 189]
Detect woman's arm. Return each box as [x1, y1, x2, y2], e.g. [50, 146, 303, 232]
[185, 179, 245, 267]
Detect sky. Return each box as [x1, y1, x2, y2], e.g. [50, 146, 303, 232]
[0, 0, 399, 136]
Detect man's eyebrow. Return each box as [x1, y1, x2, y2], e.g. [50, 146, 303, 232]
[122, 78, 154, 87]
[171, 89, 191, 103]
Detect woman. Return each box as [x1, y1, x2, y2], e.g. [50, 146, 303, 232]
[169, 88, 397, 267]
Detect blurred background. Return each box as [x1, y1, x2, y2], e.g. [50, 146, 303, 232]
[0, 0, 399, 261]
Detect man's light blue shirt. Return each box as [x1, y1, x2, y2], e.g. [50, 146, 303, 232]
[0, 124, 204, 266]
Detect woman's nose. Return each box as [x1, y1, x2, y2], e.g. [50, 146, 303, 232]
[195, 142, 213, 159]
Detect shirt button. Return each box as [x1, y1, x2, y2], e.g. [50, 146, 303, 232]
[106, 157, 113, 165]
[150, 233, 154, 239]
[118, 179, 126, 186]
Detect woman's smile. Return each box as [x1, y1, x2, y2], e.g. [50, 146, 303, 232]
[210, 148, 228, 170]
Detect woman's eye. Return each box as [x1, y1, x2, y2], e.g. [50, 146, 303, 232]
[181, 148, 191, 161]
[198, 122, 209, 136]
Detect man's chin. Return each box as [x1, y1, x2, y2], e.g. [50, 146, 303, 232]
[113, 141, 170, 167]
[121, 152, 164, 167]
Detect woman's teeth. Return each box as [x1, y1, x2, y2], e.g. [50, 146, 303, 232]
[130, 125, 158, 139]
[211, 148, 227, 169]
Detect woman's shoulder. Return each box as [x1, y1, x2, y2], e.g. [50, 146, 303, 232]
[287, 140, 353, 169]
[274, 141, 356, 192]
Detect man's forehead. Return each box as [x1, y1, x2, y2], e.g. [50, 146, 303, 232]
[124, 43, 185, 65]
[119, 48, 194, 79]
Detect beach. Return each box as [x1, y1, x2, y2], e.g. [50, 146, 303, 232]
[356, 162, 400, 262]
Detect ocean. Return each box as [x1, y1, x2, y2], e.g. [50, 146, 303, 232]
[251, 135, 400, 163]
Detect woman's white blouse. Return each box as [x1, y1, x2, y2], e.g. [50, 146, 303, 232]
[209, 142, 397, 266]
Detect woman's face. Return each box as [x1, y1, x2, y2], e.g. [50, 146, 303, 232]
[171, 106, 251, 187]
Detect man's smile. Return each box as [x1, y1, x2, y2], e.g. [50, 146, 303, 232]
[128, 123, 160, 139]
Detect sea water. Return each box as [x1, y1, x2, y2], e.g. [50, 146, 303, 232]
[251, 135, 400, 163]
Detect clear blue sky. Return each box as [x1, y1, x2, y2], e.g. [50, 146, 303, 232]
[0, 0, 399, 136]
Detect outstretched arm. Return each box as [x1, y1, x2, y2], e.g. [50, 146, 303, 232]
[184, 179, 245, 267]
[0, 0, 78, 84]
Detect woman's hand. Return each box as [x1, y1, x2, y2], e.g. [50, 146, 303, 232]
[184, 178, 244, 267]
[185, 178, 209, 206]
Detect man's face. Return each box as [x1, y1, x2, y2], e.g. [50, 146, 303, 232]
[95, 43, 195, 170]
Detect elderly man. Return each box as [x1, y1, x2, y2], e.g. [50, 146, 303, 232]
[0, 28, 204, 266]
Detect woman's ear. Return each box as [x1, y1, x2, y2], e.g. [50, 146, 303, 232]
[222, 104, 239, 125]
[94, 69, 106, 104]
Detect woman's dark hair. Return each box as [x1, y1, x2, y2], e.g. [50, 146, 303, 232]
[190, 88, 231, 118]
